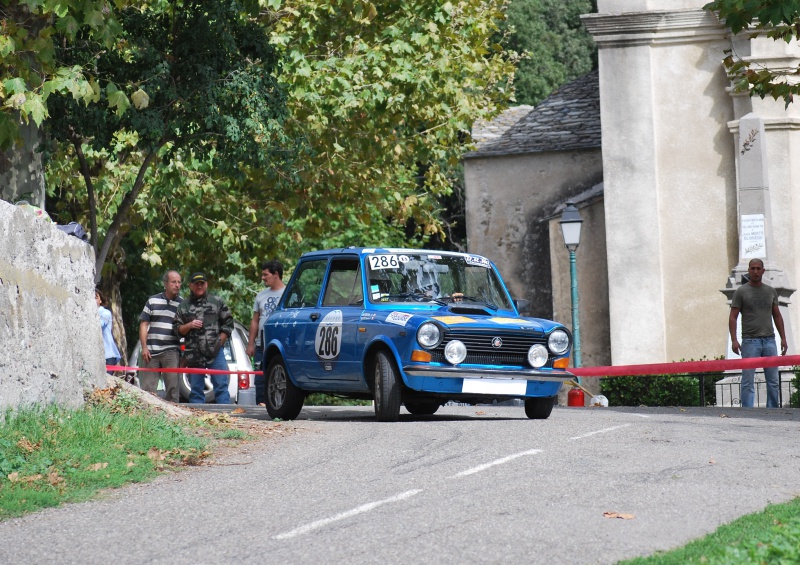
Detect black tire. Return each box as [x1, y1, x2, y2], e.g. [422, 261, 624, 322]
[179, 372, 215, 403]
[373, 351, 402, 422]
[404, 399, 440, 415]
[265, 356, 304, 420]
[524, 396, 556, 420]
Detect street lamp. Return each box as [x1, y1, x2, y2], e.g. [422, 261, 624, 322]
[559, 201, 583, 368]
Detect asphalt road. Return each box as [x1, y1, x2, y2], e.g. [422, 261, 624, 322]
[1, 405, 798, 565]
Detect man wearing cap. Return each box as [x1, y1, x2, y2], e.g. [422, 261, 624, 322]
[173, 272, 235, 404]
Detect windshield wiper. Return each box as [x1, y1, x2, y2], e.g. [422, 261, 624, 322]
[386, 292, 448, 306]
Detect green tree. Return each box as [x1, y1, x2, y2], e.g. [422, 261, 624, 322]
[264, 0, 519, 246]
[500, 0, 596, 106]
[45, 0, 291, 281]
[43, 0, 520, 353]
[705, 0, 800, 105]
[0, 0, 123, 148]
[0, 0, 126, 202]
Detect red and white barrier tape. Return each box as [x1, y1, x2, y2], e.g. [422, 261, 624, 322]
[106, 365, 260, 375]
[108, 354, 798, 379]
[570, 354, 798, 378]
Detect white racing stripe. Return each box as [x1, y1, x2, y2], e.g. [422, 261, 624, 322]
[274, 489, 423, 540]
[569, 424, 630, 441]
[450, 449, 543, 478]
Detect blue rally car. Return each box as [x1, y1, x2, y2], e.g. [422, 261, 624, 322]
[261, 248, 574, 421]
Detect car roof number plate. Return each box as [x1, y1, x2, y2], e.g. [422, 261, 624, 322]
[368, 254, 399, 270]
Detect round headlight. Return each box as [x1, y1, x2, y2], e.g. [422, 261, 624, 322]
[417, 322, 442, 349]
[547, 329, 570, 355]
[527, 344, 549, 368]
[444, 340, 467, 365]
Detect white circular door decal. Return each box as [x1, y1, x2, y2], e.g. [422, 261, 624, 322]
[315, 310, 343, 360]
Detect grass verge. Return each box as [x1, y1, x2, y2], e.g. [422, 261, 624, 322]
[0, 384, 252, 521]
[619, 497, 800, 564]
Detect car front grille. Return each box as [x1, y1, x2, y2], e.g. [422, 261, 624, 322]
[429, 330, 552, 368]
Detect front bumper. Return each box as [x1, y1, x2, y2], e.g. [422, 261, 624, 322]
[403, 364, 573, 382]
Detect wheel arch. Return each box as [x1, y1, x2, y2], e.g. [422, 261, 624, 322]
[262, 341, 301, 387]
[362, 338, 405, 394]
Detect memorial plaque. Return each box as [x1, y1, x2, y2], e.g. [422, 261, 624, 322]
[741, 214, 765, 258]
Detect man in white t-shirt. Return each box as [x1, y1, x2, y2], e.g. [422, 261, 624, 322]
[247, 259, 286, 405]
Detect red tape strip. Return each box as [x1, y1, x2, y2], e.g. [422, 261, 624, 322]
[106, 365, 260, 375]
[570, 354, 799, 378]
[109, 355, 799, 379]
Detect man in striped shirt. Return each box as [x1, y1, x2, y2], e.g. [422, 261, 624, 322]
[139, 270, 183, 402]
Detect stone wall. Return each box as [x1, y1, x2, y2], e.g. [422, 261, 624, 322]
[0, 200, 106, 410]
[465, 148, 603, 319]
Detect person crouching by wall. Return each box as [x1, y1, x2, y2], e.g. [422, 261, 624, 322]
[173, 272, 234, 404]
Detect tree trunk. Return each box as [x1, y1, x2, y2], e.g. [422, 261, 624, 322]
[0, 119, 46, 206]
[98, 247, 129, 365]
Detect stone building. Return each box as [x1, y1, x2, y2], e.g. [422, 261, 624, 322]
[465, 0, 800, 370]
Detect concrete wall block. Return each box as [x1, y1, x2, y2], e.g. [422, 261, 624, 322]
[0, 201, 106, 410]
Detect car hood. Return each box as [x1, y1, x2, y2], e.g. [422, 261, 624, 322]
[369, 307, 559, 335]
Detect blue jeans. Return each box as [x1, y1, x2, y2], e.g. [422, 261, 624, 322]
[189, 347, 230, 404]
[740, 337, 779, 408]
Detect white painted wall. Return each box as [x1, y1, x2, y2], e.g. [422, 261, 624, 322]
[0, 201, 106, 409]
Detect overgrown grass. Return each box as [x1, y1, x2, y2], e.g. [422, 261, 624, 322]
[619, 497, 800, 564]
[0, 386, 212, 520]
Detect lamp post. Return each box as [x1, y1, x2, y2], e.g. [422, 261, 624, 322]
[559, 201, 583, 368]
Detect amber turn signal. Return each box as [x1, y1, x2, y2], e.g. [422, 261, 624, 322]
[553, 357, 570, 369]
[411, 350, 432, 362]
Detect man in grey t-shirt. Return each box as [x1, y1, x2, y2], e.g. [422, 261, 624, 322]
[247, 259, 286, 405]
[728, 258, 787, 408]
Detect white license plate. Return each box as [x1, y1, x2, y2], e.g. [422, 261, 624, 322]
[462, 378, 527, 395]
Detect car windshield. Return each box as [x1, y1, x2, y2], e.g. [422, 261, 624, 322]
[365, 252, 513, 310]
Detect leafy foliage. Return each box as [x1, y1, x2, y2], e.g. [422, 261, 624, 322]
[705, 0, 800, 105]
[791, 366, 800, 407]
[0, 0, 124, 149]
[87, 0, 518, 332]
[499, 0, 596, 106]
[265, 0, 519, 246]
[45, 0, 292, 279]
[601, 371, 726, 407]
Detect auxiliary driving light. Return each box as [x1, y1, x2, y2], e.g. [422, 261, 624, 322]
[527, 344, 549, 368]
[444, 340, 467, 365]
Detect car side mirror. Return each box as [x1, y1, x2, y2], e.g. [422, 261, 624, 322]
[514, 298, 530, 315]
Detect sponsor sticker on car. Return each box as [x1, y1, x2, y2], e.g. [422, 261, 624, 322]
[386, 312, 413, 326]
[464, 255, 490, 268]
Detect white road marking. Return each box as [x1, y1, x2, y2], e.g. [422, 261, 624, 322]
[631, 413, 651, 418]
[569, 424, 630, 441]
[450, 449, 543, 478]
[273, 489, 423, 540]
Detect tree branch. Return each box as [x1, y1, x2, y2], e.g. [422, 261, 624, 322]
[94, 143, 165, 282]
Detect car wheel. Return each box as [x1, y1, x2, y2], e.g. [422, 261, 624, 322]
[265, 356, 304, 420]
[179, 373, 215, 403]
[404, 399, 440, 415]
[373, 351, 401, 422]
[524, 396, 556, 419]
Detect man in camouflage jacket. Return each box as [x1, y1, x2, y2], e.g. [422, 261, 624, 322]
[174, 272, 235, 403]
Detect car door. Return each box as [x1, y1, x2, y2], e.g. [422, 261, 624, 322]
[305, 256, 365, 386]
[279, 258, 328, 387]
